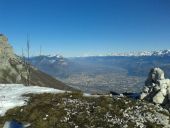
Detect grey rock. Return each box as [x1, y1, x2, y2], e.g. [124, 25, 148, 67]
[0, 34, 14, 59]
[141, 68, 170, 105]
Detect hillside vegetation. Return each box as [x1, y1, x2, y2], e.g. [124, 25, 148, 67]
[0, 92, 169, 128]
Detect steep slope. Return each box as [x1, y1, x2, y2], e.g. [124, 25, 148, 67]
[29, 66, 74, 90]
[0, 34, 74, 91]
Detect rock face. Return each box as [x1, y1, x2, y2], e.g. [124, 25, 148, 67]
[140, 68, 170, 105]
[0, 34, 25, 83]
[0, 34, 14, 61]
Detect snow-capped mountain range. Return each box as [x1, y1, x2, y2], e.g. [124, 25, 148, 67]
[67, 50, 170, 57]
[30, 50, 170, 59]
[29, 49, 170, 68]
[107, 50, 170, 57]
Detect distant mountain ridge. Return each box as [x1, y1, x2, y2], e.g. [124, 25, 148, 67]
[66, 49, 170, 57]
[30, 49, 170, 60]
[110, 50, 170, 57]
[30, 55, 67, 65]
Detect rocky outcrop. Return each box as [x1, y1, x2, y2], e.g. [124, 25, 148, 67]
[140, 68, 170, 105]
[0, 34, 24, 83]
[0, 34, 14, 61]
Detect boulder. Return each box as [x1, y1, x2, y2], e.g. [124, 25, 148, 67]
[140, 68, 170, 105]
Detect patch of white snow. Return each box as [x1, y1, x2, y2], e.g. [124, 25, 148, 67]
[0, 84, 65, 116]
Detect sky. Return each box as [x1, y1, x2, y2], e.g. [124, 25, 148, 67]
[0, 0, 170, 57]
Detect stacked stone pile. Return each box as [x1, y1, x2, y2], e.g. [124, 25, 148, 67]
[140, 68, 170, 105]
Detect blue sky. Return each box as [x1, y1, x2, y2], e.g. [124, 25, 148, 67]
[0, 0, 170, 57]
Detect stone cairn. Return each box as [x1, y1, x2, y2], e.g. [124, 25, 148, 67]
[140, 68, 170, 105]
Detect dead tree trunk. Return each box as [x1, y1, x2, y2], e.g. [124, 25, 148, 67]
[26, 34, 31, 86]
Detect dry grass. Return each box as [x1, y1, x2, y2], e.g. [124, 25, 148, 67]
[0, 92, 166, 128]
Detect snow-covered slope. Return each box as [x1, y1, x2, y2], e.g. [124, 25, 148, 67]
[0, 84, 65, 116]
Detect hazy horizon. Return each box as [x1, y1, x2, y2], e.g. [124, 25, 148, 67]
[0, 0, 170, 57]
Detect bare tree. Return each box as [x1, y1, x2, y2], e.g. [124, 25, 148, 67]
[40, 45, 42, 56]
[26, 34, 31, 86]
[22, 48, 26, 65]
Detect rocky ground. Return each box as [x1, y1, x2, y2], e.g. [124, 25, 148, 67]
[141, 68, 170, 111]
[0, 91, 170, 128]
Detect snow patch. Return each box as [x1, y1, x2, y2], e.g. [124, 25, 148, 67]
[0, 84, 65, 116]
